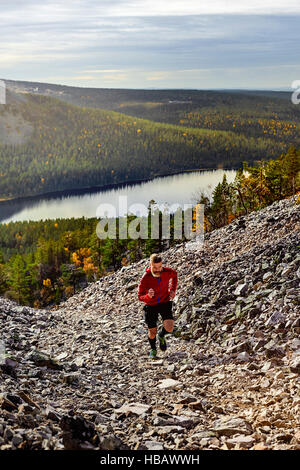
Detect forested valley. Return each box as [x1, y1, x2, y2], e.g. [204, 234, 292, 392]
[0, 87, 299, 200]
[0, 146, 298, 307]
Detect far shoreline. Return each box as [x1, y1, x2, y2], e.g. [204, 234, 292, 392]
[0, 166, 238, 206]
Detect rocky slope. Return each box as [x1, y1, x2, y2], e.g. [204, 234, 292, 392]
[0, 194, 299, 450]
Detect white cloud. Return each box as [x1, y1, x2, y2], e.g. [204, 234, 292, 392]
[98, 0, 300, 16]
[71, 75, 96, 80]
[1, 1, 300, 89]
[82, 69, 126, 73]
[1, 1, 300, 23]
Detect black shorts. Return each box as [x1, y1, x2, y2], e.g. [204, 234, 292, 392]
[143, 301, 174, 329]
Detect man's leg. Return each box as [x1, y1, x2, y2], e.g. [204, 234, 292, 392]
[160, 319, 174, 337]
[158, 301, 174, 350]
[148, 327, 157, 351]
[144, 305, 159, 356]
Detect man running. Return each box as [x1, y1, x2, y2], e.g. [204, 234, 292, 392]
[138, 253, 178, 359]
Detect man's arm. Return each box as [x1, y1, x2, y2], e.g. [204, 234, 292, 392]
[138, 274, 151, 303]
[164, 267, 178, 294]
[170, 268, 178, 293]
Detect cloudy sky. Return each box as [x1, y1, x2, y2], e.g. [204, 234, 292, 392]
[1, 0, 300, 89]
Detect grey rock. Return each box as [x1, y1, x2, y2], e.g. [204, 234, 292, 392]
[115, 403, 152, 416]
[234, 283, 249, 296]
[156, 426, 185, 437]
[212, 416, 253, 436]
[226, 434, 255, 449]
[236, 351, 250, 362]
[12, 435, 23, 447]
[99, 434, 129, 450]
[144, 440, 164, 450]
[190, 430, 216, 440]
[158, 379, 181, 390]
[28, 351, 63, 370]
[290, 356, 300, 374]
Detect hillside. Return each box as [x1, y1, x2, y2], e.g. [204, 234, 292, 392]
[3, 79, 299, 133]
[0, 194, 299, 450]
[0, 82, 299, 200]
[1, 78, 294, 110]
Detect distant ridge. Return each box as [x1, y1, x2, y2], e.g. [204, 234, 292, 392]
[0, 79, 299, 200]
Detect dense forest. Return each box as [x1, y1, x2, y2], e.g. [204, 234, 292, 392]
[0, 146, 299, 307]
[3, 78, 294, 110]
[0, 87, 300, 200]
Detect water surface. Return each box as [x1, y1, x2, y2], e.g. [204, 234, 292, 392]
[0, 169, 236, 223]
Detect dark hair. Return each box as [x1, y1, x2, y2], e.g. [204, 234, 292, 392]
[150, 253, 162, 264]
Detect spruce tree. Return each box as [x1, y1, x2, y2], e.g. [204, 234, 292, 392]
[7, 254, 31, 304]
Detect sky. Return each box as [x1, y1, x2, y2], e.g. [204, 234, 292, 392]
[1, 0, 300, 89]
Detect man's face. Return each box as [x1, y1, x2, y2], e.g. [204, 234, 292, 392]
[151, 261, 163, 277]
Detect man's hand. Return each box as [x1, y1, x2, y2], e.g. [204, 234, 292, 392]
[148, 288, 155, 298]
[169, 290, 176, 299]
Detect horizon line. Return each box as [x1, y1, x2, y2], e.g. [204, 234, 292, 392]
[0, 78, 292, 93]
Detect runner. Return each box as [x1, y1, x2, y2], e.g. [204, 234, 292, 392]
[138, 253, 178, 359]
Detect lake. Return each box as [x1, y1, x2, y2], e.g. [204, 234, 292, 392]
[0, 169, 237, 223]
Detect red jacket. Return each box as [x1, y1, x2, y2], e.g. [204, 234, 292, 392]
[138, 265, 178, 306]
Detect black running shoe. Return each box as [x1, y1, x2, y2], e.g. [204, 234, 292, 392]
[158, 335, 167, 351]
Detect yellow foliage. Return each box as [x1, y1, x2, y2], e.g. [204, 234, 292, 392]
[43, 278, 52, 287]
[204, 215, 211, 232]
[78, 247, 91, 257]
[72, 252, 81, 266]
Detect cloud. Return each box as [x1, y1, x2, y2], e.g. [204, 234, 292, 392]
[3, 0, 300, 20]
[82, 69, 126, 73]
[146, 72, 171, 81]
[97, 0, 300, 16]
[71, 75, 96, 80]
[1, 1, 300, 89]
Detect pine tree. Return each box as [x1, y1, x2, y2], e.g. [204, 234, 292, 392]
[210, 174, 234, 228]
[7, 254, 31, 304]
[232, 167, 249, 215]
[282, 145, 300, 195]
[0, 249, 7, 295]
[61, 263, 85, 295]
[89, 231, 106, 275]
[265, 157, 284, 201]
